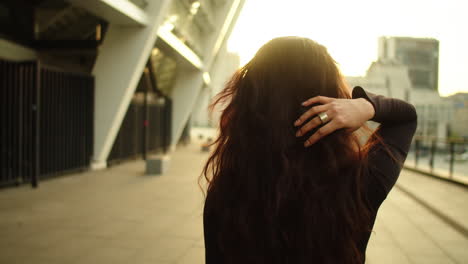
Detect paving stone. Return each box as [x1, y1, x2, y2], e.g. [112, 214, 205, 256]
[397, 170, 468, 231]
[176, 245, 205, 264]
[131, 236, 195, 263]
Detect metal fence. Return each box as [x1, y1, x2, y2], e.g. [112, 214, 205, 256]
[0, 59, 94, 188]
[406, 136, 468, 184]
[107, 69, 172, 164]
[39, 65, 94, 178]
[0, 60, 38, 186]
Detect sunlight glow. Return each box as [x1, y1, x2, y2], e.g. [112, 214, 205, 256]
[228, 0, 468, 96]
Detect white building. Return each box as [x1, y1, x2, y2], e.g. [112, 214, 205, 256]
[444, 93, 468, 139]
[378, 36, 439, 92]
[347, 36, 451, 140]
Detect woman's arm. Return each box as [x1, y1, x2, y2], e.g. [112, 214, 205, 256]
[295, 86, 417, 207]
[352, 86, 417, 208]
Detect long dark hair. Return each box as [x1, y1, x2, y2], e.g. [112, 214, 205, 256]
[202, 37, 377, 263]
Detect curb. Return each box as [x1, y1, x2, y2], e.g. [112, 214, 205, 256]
[403, 165, 468, 187]
[395, 183, 468, 240]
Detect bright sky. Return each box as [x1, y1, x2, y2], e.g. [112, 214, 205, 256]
[227, 0, 468, 96]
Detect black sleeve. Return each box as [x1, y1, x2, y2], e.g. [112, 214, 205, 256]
[352, 86, 417, 210]
[203, 197, 223, 264]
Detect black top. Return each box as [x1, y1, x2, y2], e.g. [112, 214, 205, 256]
[203, 86, 418, 263]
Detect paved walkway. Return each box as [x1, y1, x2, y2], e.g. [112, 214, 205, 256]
[0, 141, 467, 263]
[396, 169, 468, 232]
[368, 184, 468, 263]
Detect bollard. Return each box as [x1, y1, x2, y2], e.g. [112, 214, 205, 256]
[415, 139, 420, 167]
[449, 142, 455, 178]
[201, 138, 213, 152]
[201, 144, 210, 152]
[429, 139, 436, 173]
[146, 155, 170, 175]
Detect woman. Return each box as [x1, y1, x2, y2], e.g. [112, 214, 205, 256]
[201, 37, 417, 264]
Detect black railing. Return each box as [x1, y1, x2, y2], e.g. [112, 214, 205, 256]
[0, 60, 38, 186]
[406, 136, 468, 184]
[39, 66, 94, 178]
[107, 69, 172, 164]
[0, 59, 94, 188]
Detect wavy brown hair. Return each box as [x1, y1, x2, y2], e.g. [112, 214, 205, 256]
[201, 37, 379, 264]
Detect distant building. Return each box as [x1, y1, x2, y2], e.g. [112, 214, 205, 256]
[444, 93, 468, 139]
[347, 36, 451, 140]
[378, 36, 439, 91]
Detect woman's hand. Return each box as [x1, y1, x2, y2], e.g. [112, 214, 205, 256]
[294, 96, 375, 147]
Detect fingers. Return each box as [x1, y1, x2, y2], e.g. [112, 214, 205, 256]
[303, 120, 340, 147]
[294, 104, 329, 127]
[296, 113, 327, 137]
[295, 95, 340, 147]
[301, 96, 334, 107]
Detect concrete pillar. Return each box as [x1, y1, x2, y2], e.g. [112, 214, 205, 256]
[192, 42, 241, 128]
[169, 67, 205, 147]
[437, 121, 447, 139]
[192, 86, 211, 127]
[91, 0, 173, 169]
[168, 0, 245, 147]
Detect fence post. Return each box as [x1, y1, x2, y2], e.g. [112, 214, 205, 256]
[142, 72, 149, 160]
[415, 138, 420, 167]
[31, 61, 40, 188]
[429, 139, 436, 173]
[449, 141, 455, 178]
